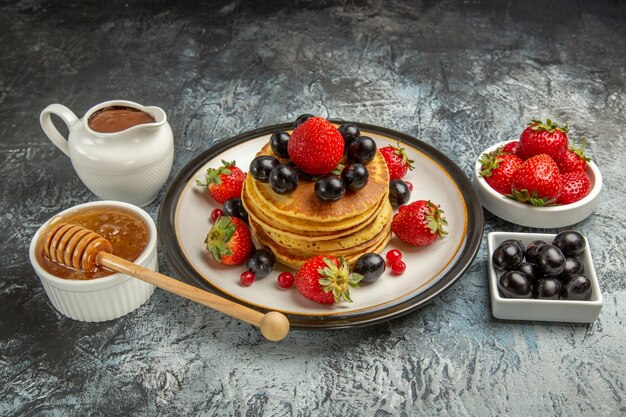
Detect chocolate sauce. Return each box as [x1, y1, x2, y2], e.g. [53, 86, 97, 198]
[88, 106, 155, 133]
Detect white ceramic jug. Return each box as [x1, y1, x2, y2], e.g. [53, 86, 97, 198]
[40, 100, 174, 206]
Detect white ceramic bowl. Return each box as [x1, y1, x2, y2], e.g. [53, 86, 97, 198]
[488, 232, 603, 323]
[473, 141, 602, 228]
[29, 201, 157, 322]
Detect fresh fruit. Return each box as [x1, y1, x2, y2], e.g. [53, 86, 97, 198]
[559, 257, 583, 281]
[341, 163, 369, 192]
[346, 136, 377, 165]
[240, 271, 255, 286]
[479, 148, 523, 195]
[392, 200, 448, 247]
[269, 164, 299, 194]
[553, 230, 586, 257]
[249, 156, 279, 182]
[557, 171, 591, 205]
[501, 140, 521, 155]
[385, 249, 403, 266]
[210, 208, 223, 223]
[338, 123, 361, 151]
[498, 271, 532, 298]
[196, 160, 246, 204]
[380, 143, 415, 180]
[508, 154, 563, 206]
[535, 244, 566, 277]
[277, 272, 295, 289]
[518, 118, 569, 161]
[533, 278, 562, 300]
[388, 179, 411, 207]
[293, 113, 314, 129]
[518, 262, 542, 283]
[205, 216, 254, 266]
[558, 139, 590, 174]
[294, 256, 363, 304]
[270, 131, 290, 158]
[288, 117, 344, 175]
[525, 240, 547, 264]
[315, 175, 345, 202]
[492, 241, 524, 271]
[391, 260, 406, 275]
[405, 181, 413, 191]
[500, 239, 525, 255]
[246, 248, 276, 278]
[223, 197, 248, 223]
[562, 274, 592, 300]
[354, 253, 385, 283]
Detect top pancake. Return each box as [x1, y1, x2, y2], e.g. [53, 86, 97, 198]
[249, 143, 389, 223]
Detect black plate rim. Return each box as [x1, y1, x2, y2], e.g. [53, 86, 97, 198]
[158, 121, 484, 329]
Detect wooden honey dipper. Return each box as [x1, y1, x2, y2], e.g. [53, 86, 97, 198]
[43, 223, 290, 341]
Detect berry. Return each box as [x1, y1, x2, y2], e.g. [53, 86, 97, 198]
[501, 140, 521, 156]
[270, 131, 290, 158]
[388, 179, 411, 208]
[392, 200, 448, 247]
[346, 136, 377, 165]
[553, 231, 586, 257]
[354, 253, 386, 283]
[562, 274, 592, 300]
[558, 139, 591, 174]
[223, 197, 248, 223]
[338, 123, 361, 151]
[210, 208, 223, 223]
[519, 118, 569, 161]
[479, 148, 523, 195]
[508, 154, 563, 206]
[196, 160, 246, 204]
[533, 278, 562, 300]
[492, 241, 524, 271]
[498, 271, 532, 298]
[269, 164, 299, 194]
[205, 216, 254, 266]
[518, 262, 542, 283]
[315, 175, 345, 202]
[341, 163, 369, 192]
[246, 248, 276, 278]
[295, 256, 363, 304]
[391, 260, 406, 275]
[385, 249, 403, 266]
[288, 117, 344, 175]
[380, 143, 415, 180]
[559, 257, 583, 281]
[293, 113, 314, 129]
[240, 271, 255, 287]
[500, 239, 525, 256]
[249, 155, 279, 182]
[277, 272, 295, 289]
[525, 240, 547, 264]
[557, 171, 591, 205]
[536, 244, 566, 277]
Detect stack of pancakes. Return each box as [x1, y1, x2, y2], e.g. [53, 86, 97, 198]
[242, 143, 392, 269]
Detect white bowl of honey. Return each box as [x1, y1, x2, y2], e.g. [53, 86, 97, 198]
[29, 201, 158, 322]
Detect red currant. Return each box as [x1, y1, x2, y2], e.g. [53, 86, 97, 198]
[391, 260, 406, 275]
[386, 249, 403, 266]
[210, 208, 224, 223]
[405, 181, 413, 191]
[240, 271, 255, 286]
[277, 272, 295, 289]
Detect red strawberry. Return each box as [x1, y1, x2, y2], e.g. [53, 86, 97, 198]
[288, 117, 344, 175]
[519, 118, 569, 161]
[501, 140, 521, 156]
[196, 160, 246, 204]
[392, 200, 448, 247]
[380, 143, 415, 180]
[295, 256, 363, 304]
[508, 154, 563, 206]
[558, 139, 591, 174]
[205, 216, 254, 265]
[479, 148, 523, 195]
[557, 171, 591, 205]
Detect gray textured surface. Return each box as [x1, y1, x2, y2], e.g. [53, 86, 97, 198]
[1, 0, 625, 415]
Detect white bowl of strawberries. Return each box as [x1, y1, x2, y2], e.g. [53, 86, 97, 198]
[473, 119, 602, 228]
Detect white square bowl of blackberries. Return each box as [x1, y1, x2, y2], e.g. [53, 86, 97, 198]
[488, 231, 603, 323]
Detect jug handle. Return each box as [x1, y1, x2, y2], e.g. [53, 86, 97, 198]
[40, 104, 80, 157]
